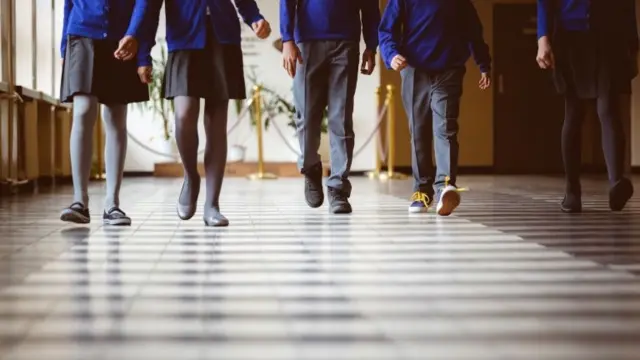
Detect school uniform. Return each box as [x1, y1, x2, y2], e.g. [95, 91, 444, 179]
[280, 0, 380, 199]
[145, 0, 264, 100]
[537, 0, 637, 212]
[537, 0, 638, 99]
[379, 0, 491, 199]
[60, 0, 152, 104]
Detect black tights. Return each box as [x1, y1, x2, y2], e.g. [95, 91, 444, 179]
[174, 97, 228, 210]
[562, 94, 626, 194]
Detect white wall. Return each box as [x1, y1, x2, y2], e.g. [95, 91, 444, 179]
[124, 0, 380, 172]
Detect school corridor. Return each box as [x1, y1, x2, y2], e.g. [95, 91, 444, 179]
[1, 176, 640, 360]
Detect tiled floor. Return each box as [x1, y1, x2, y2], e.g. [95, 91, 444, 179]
[1, 175, 639, 360]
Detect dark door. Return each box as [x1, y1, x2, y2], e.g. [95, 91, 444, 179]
[493, 4, 565, 174]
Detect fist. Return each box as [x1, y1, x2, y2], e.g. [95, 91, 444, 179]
[252, 19, 271, 39]
[138, 66, 152, 84]
[391, 54, 407, 71]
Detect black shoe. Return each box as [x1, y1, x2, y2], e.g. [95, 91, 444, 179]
[328, 187, 352, 214]
[303, 163, 324, 208]
[60, 202, 91, 224]
[103, 207, 132, 226]
[560, 193, 582, 213]
[609, 178, 634, 212]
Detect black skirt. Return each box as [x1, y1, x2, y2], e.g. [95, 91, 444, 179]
[162, 19, 246, 100]
[552, 31, 634, 99]
[60, 35, 149, 104]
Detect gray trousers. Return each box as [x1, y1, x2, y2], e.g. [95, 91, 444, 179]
[400, 66, 466, 195]
[293, 41, 359, 195]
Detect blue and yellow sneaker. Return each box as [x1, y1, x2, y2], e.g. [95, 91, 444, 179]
[408, 192, 432, 213]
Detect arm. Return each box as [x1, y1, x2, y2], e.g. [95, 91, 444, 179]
[360, 0, 381, 52]
[126, 0, 149, 38]
[136, 0, 163, 67]
[537, 0, 554, 39]
[279, 0, 296, 42]
[61, 0, 73, 58]
[462, 0, 491, 73]
[378, 0, 403, 69]
[233, 0, 264, 27]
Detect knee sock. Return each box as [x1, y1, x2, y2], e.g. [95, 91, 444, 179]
[70, 95, 99, 207]
[203, 99, 229, 212]
[596, 95, 625, 186]
[561, 96, 586, 194]
[102, 104, 128, 212]
[173, 96, 201, 205]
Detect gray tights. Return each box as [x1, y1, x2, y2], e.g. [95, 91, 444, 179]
[70, 95, 127, 211]
[173, 97, 228, 214]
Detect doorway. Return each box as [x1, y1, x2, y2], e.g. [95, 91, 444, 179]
[493, 4, 565, 174]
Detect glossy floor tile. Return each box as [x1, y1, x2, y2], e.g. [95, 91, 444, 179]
[1, 176, 639, 360]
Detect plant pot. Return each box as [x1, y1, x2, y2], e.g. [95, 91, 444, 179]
[228, 144, 246, 163]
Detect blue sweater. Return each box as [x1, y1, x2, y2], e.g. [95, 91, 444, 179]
[61, 0, 152, 66]
[145, 0, 264, 54]
[537, 0, 638, 51]
[379, 0, 491, 73]
[279, 0, 380, 51]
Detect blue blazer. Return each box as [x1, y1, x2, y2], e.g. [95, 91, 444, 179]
[61, 0, 152, 66]
[145, 0, 264, 53]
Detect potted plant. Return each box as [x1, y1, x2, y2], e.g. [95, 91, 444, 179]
[132, 39, 177, 159]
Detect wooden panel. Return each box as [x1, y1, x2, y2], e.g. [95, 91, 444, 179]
[56, 107, 72, 176]
[22, 99, 39, 179]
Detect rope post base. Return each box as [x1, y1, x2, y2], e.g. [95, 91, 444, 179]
[248, 85, 277, 181]
[247, 172, 278, 181]
[378, 172, 407, 181]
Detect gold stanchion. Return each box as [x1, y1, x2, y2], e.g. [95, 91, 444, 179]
[94, 106, 105, 180]
[248, 85, 277, 180]
[367, 86, 383, 179]
[380, 84, 407, 180]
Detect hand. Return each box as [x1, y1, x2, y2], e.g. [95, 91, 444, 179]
[391, 54, 407, 71]
[479, 73, 491, 90]
[360, 49, 376, 75]
[536, 36, 555, 69]
[114, 36, 138, 61]
[282, 41, 303, 78]
[138, 66, 153, 84]
[252, 19, 271, 39]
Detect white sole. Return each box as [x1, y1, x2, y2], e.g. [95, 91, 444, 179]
[103, 218, 132, 226]
[408, 206, 429, 214]
[437, 191, 461, 216]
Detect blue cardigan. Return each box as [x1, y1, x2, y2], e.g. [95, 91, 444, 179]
[537, 0, 638, 51]
[61, 0, 152, 66]
[145, 0, 264, 54]
[279, 0, 380, 52]
[379, 0, 491, 73]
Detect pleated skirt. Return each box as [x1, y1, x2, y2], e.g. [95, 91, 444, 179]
[60, 35, 149, 104]
[552, 30, 634, 99]
[162, 18, 246, 100]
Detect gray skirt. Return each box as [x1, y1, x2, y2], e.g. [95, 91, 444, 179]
[60, 35, 149, 104]
[552, 31, 634, 99]
[162, 19, 246, 100]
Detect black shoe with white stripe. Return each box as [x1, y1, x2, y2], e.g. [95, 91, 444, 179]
[60, 202, 91, 224]
[103, 207, 132, 226]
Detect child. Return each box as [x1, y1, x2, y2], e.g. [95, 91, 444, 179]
[145, 0, 271, 226]
[379, 0, 492, 216]
[60, 0, 154, 225]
